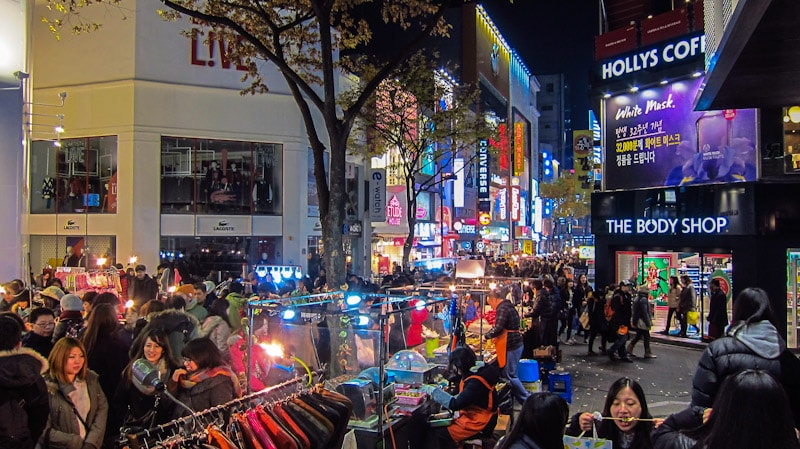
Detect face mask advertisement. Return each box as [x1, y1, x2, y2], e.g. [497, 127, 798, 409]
[604, 76, 758, 190]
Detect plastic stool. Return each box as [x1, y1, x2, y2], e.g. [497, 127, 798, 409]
[548, 370, 572, 403]
[518, 359, 539, 382]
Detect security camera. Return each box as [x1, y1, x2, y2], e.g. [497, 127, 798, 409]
[13, 71, 30, 80]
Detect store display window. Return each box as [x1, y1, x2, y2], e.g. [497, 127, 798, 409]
[29, 235, 116, 274]
[615, 250, 733, 340]
[159, 235, 282, 281]
[160, 137, 282, 215]
[30, 136, 118, 214]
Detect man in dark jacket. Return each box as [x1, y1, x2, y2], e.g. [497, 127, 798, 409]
[22, 308, 56, 358]
[0, 314, 49, 449]
[485, 293, 528, 404]
[705, 279, 728, 340]
[628, 284, 656, 358]
[606, 281, 634, 362]
[128, 264, 160, 309]
[527, 278, 559, 347]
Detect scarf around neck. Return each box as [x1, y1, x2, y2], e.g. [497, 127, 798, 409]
[180, 366, 242, 397]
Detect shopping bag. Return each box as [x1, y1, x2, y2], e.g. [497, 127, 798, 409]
[579, 311, 591, 330]
[563, 424, 613, 449]
[687, 310, 699, 326]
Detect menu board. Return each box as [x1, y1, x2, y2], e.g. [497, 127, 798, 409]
[604, 77, 758, 190]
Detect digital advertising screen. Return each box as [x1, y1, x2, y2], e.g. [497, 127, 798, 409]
[604, 77, 758, 190]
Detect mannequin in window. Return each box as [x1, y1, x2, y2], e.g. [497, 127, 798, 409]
[229, 162, 242, 205]
[252, 173, 272, 213]
[68, 177, 84, 212]
[205, 161, 221, 207]
[42, 177, 56, 209]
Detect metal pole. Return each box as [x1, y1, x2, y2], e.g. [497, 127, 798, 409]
[245, 301, 254, 394]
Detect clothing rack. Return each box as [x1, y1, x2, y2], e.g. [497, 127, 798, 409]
[121, 368, 326, 449]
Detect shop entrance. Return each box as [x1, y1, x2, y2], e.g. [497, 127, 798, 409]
[615, 250, 733, 341]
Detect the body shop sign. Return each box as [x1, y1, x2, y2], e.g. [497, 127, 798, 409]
[603, 217, 728, 235]
[604, 76, 757, 190]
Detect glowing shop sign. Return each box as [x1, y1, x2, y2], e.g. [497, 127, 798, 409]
[604, 217, 728, 235]
[387, 195, 403, 226]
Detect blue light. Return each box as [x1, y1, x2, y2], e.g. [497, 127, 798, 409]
[355, 315, 370, 327]
[345, 294, 362, 306]
[545, 169, 551, 175]
[281, 309, 296, 320]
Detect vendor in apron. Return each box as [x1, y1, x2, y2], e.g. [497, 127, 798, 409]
[485, 293, 530, 405]
[421, 346, 499, 449]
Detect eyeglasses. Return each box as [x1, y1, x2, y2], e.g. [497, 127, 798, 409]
[35, 321, 55, 328]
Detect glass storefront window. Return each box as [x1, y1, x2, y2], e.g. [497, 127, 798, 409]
[30, 136, 118, 214]
[160, 137, 282, 215]
[615, 250, 734, 341]
[30, 235, 116, 274]
[159, 236, 282, 281]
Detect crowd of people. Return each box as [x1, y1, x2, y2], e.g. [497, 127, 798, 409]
[429, 284, 800, 449]
[0, 260, 348, 449]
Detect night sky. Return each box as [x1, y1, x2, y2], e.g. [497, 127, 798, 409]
[482, 1, 599, 130]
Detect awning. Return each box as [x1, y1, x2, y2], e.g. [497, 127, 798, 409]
[695, 0, 800, 110]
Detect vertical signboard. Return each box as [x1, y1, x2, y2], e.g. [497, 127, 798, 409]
[513, 122, 525, 176]
[477, 140, 490, 210]
[369, 168, 387, 222]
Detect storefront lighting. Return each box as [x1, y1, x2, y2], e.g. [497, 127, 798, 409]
[630, 86, 639, 93]
[692, 71, 703, 78]
[280, 309, 296, 321]
[168, 286, 176, 293]
[354, 315, 370, 327]
[414, 300, 426, 311]
[489, 281, 497, 290]
[125, 299, 135, 309]
[54, 125, 64, 133]
[660, 79, 669, 85]
[449, 284, 456, 292]
[784, 115, 791, 123]
[788, 106, 800, 123]
[260, 342, 285, 357]
[603, 92, 611, 99]
[53, 140, 62, 147]
[96, 256, 107, 267]
[129, 256, 138, 265]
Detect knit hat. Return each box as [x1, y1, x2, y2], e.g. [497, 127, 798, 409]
[40, 286, 65, 300]
[60, 294, 83, 312]
[176, 284, 195, 296]
[203, 281, 216, 295]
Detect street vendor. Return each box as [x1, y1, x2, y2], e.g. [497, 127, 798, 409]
[421, 346, 499, 449]
[485, 293, 529, 405]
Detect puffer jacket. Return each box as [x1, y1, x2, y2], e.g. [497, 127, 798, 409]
[651, 406, 705, 449]
[42, 370, 108, 449]
[691, 320, 785, 407]
[130, 309, 199, 362]
[198, 315, 232, 360]
[0, 348, 50, 449]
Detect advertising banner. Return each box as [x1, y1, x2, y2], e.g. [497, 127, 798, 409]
[604, 76, 758, 190]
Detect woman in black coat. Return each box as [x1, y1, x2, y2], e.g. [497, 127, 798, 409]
[586, 289, 609, 356]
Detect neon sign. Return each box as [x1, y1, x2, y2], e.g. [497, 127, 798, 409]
[387, 195, 403, 226]
[604, 217, 728, 235]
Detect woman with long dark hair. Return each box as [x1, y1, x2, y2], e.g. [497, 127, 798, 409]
[81, 303, 130, 406]
[567, 377, 655, 449]
[653, 369, 800, 449]
[691, 287, 800, 417]
[114, 328, 180, 431]
[495, 392, 568, 449]
[170, 337, 240, 417]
